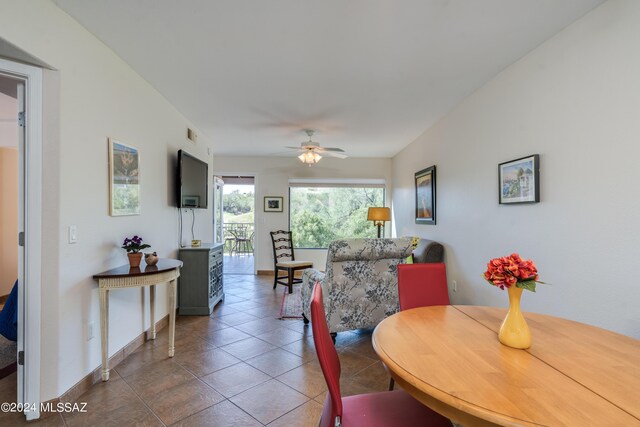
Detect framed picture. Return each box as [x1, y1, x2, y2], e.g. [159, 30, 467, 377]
[499, 154, 540, 204]
[415, 165, 436, 225]
[109, 138, 140, 216]
[264, 196, 283, 212]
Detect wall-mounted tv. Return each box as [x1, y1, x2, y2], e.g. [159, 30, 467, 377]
[177, 150, 208, 209]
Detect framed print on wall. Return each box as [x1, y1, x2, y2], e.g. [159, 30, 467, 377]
[415, 165, 436, 225]
[109, 138, 140, 216]
[498, 154, 540, 204]
[264, 196, 283, 212]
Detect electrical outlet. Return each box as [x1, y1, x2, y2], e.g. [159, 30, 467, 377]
[87, 321, 94, 341]
[452, 280, 457, 292]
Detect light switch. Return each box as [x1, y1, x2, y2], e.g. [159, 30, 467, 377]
[69, 226, 77, 244]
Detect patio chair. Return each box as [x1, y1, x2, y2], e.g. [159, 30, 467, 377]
[232, 227, 254, 255]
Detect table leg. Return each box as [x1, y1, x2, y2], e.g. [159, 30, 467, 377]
[168, 278, 177, 357]
[149, 285, 156, 340]
[99, 288, 109, 381]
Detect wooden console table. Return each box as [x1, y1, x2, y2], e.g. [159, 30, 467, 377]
[93, 259, 183, 381]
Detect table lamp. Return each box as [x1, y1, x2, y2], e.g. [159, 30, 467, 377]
[367, 207, 391, 238]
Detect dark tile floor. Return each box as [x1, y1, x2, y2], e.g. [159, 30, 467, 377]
[0, 274, 391, 426]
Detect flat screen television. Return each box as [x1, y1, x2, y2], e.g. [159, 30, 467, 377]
[177, 150, 208, 209]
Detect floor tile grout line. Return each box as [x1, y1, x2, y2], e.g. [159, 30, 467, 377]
[116, 367, 170, 427]
[265, 395, 317, 426]
[226, 397, 270, 426]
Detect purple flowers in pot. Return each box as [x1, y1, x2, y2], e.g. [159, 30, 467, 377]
[121, 235, 151, 253]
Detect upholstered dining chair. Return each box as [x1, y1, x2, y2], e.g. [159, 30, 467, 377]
[389, 262, 450, 390]
[310, 283, 451, 427]
[398, 263, 450, 311]
[270, 230, 313, 293]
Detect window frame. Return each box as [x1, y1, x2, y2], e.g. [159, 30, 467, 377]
[288, 180, 387, 249]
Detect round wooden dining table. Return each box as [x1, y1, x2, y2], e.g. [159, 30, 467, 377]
[372, 305, 640, 426]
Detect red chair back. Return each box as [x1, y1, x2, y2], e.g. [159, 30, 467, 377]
[310, 283, 343, 427]
[398, 263, 450, 311]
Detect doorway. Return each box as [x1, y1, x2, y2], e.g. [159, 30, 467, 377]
[221, 176, 255, 275]
[0, 74, 20, 386]
[0, 57, 43, 421]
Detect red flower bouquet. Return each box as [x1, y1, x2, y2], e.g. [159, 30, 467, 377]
[484, 253, 543, 292]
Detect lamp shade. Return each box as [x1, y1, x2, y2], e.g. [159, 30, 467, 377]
[298, 151, 322, 164]
[367, 207, 391, 222]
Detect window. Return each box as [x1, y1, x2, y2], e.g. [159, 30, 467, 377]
[289, 183, 385, 248]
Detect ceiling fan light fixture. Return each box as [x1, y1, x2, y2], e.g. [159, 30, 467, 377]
[298, 151, 322, 165]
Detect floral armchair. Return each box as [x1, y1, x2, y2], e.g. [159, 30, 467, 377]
[301, 238, 413, 336]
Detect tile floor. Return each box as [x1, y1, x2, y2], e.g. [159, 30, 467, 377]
[0, 274, 394, 426]
[223, 254, 254, 275]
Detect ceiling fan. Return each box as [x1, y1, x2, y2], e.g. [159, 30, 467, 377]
[286, 130, 347, 165]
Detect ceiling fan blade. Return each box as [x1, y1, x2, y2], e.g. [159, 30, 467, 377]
[321, 151, 348, 159]
[319, 147, 345, 152]
[285, 146, 303, 150]
[269, 149, 302, 156]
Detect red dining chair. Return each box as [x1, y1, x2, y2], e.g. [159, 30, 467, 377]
[389, 263, 451, 391]
[398, 263, 450, 311]
[310, 283, 451, 427]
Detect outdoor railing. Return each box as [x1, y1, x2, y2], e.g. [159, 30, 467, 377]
[223, 223, 254, 254]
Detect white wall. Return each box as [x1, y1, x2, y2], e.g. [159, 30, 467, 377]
[392, 0, 640, 338]
[213, 156, 393, 271]
[0, 1, 213, 400]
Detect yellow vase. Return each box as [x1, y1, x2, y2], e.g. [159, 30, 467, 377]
[498, 286, 532, 349]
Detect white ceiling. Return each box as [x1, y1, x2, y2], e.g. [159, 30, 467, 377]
[52, 0, 603, 158]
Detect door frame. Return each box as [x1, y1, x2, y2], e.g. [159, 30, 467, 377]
[218, 174, 257, 274]
[0, 58, 43, 421]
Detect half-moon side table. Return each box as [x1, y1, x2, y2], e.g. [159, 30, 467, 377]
[93, 259, 183, 381]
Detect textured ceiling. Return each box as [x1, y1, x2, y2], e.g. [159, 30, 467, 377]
[53, 0, 603, 158]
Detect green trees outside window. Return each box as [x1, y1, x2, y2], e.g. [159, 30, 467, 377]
[290, 186, 384, 248]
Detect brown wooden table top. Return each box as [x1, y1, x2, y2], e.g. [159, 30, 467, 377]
[372, 305, 640, 427]
[93, 258, 182, 279]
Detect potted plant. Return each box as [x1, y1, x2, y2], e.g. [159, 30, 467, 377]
[122, 235, 151, 268]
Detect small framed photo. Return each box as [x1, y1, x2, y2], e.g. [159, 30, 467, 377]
[109, 138, 140, 216]
[415, 165, 436, 225]
[264, 196, 283, 212]
[499, 154, 540, 204]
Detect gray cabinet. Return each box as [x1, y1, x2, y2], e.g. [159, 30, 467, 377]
[178, 243, 224, 315]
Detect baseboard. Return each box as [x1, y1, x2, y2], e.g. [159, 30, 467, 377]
[39, 314, 170, 417]
[256, 270, 273, 276]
